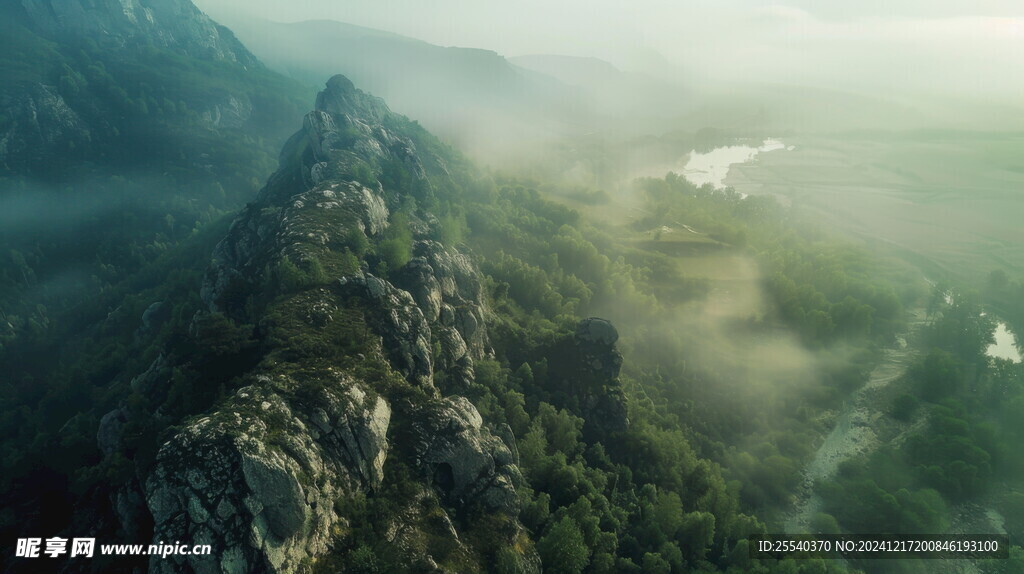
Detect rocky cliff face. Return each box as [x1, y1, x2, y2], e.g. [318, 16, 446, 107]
[145, 375, 391, 573]
[543, 317, 630, 437]
[0, 0, 276, 175]
[0, 83, 91, 171]
[97, 75, 537, 573]
[573, 317, 630, 434]
[18, 0, 258, 66]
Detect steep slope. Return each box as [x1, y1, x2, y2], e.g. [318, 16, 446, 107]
[3, 68, 901, 574]
[0, 0, 304, 176]
[18, 0, 257, 66]
[0, 0, 310, 345]
[91, 75, 547, 573]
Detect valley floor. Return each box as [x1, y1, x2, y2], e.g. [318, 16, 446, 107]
[785, 306, 928, 533]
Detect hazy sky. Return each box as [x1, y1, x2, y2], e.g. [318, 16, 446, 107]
[196, 0, 1024, 100]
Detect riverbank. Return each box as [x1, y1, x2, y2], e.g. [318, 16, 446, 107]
[784, 307, 930, 534]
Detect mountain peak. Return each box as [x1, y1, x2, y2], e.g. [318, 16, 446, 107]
[325, 73, 356, 94]
[313, 73, 390, 121]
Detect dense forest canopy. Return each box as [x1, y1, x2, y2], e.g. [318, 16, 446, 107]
[2, 1, 1023, 573]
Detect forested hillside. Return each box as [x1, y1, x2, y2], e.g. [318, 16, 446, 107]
[3, 71, 942, 573]
[2, 2, 1022, 573]
[0, 0, 311, 344]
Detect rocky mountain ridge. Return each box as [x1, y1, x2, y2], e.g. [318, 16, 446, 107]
[88, 74, 621, 573]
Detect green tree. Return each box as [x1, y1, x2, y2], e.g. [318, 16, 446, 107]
[641, 552, 670, 574]
[809, 513, 841, 534]
[537, 517, 590, 574]
[891, 393, 918, 422]
[988, 269, 1009, 290]
[377, 213, 413, 271]
[192, 313, 253, 356]
[913, 349, 961, 401]
[345, 227, 371, 257]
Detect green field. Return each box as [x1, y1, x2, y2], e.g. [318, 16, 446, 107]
[725, 132, 1024, 287]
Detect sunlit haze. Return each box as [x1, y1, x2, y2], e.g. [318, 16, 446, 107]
[196, 0, 1024, 102]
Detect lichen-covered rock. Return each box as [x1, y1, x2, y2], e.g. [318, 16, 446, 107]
[145, 374, 390, 573]
[494, 423, 521, 466]
[396, 257, 443, 323]
[392, 241, 492, 363]
[338, 273, 435, 388]
[418, 242, 492, 358]
[201, 179, 391, 315]
[413, 397, 522, 515]
[256, 75, 431, 208]
[436, 326, 468, 368]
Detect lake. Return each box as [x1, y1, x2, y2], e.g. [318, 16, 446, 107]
[678, 138, 790, 190]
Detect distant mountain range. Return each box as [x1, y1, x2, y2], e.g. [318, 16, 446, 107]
[0, 0, 312, 328]
[198, 14, 1018, 164]
[214, 18, 588, 155]
[0, 0, 309, 178]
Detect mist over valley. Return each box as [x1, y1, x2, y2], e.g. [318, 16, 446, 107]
[1, 1, 1023, 573]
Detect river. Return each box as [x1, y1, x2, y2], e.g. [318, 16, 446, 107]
[678, 138, 791, 190]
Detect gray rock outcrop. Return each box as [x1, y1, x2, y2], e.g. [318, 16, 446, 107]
[338, 273, 434, 387]
[572, 318, 629, 434]
[0, 84, 91, 170]
[541, 317, 630, 436]
[576, 316, 619, 347]
[146, 374, 389, 573]
[413, 396, 522, 515]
